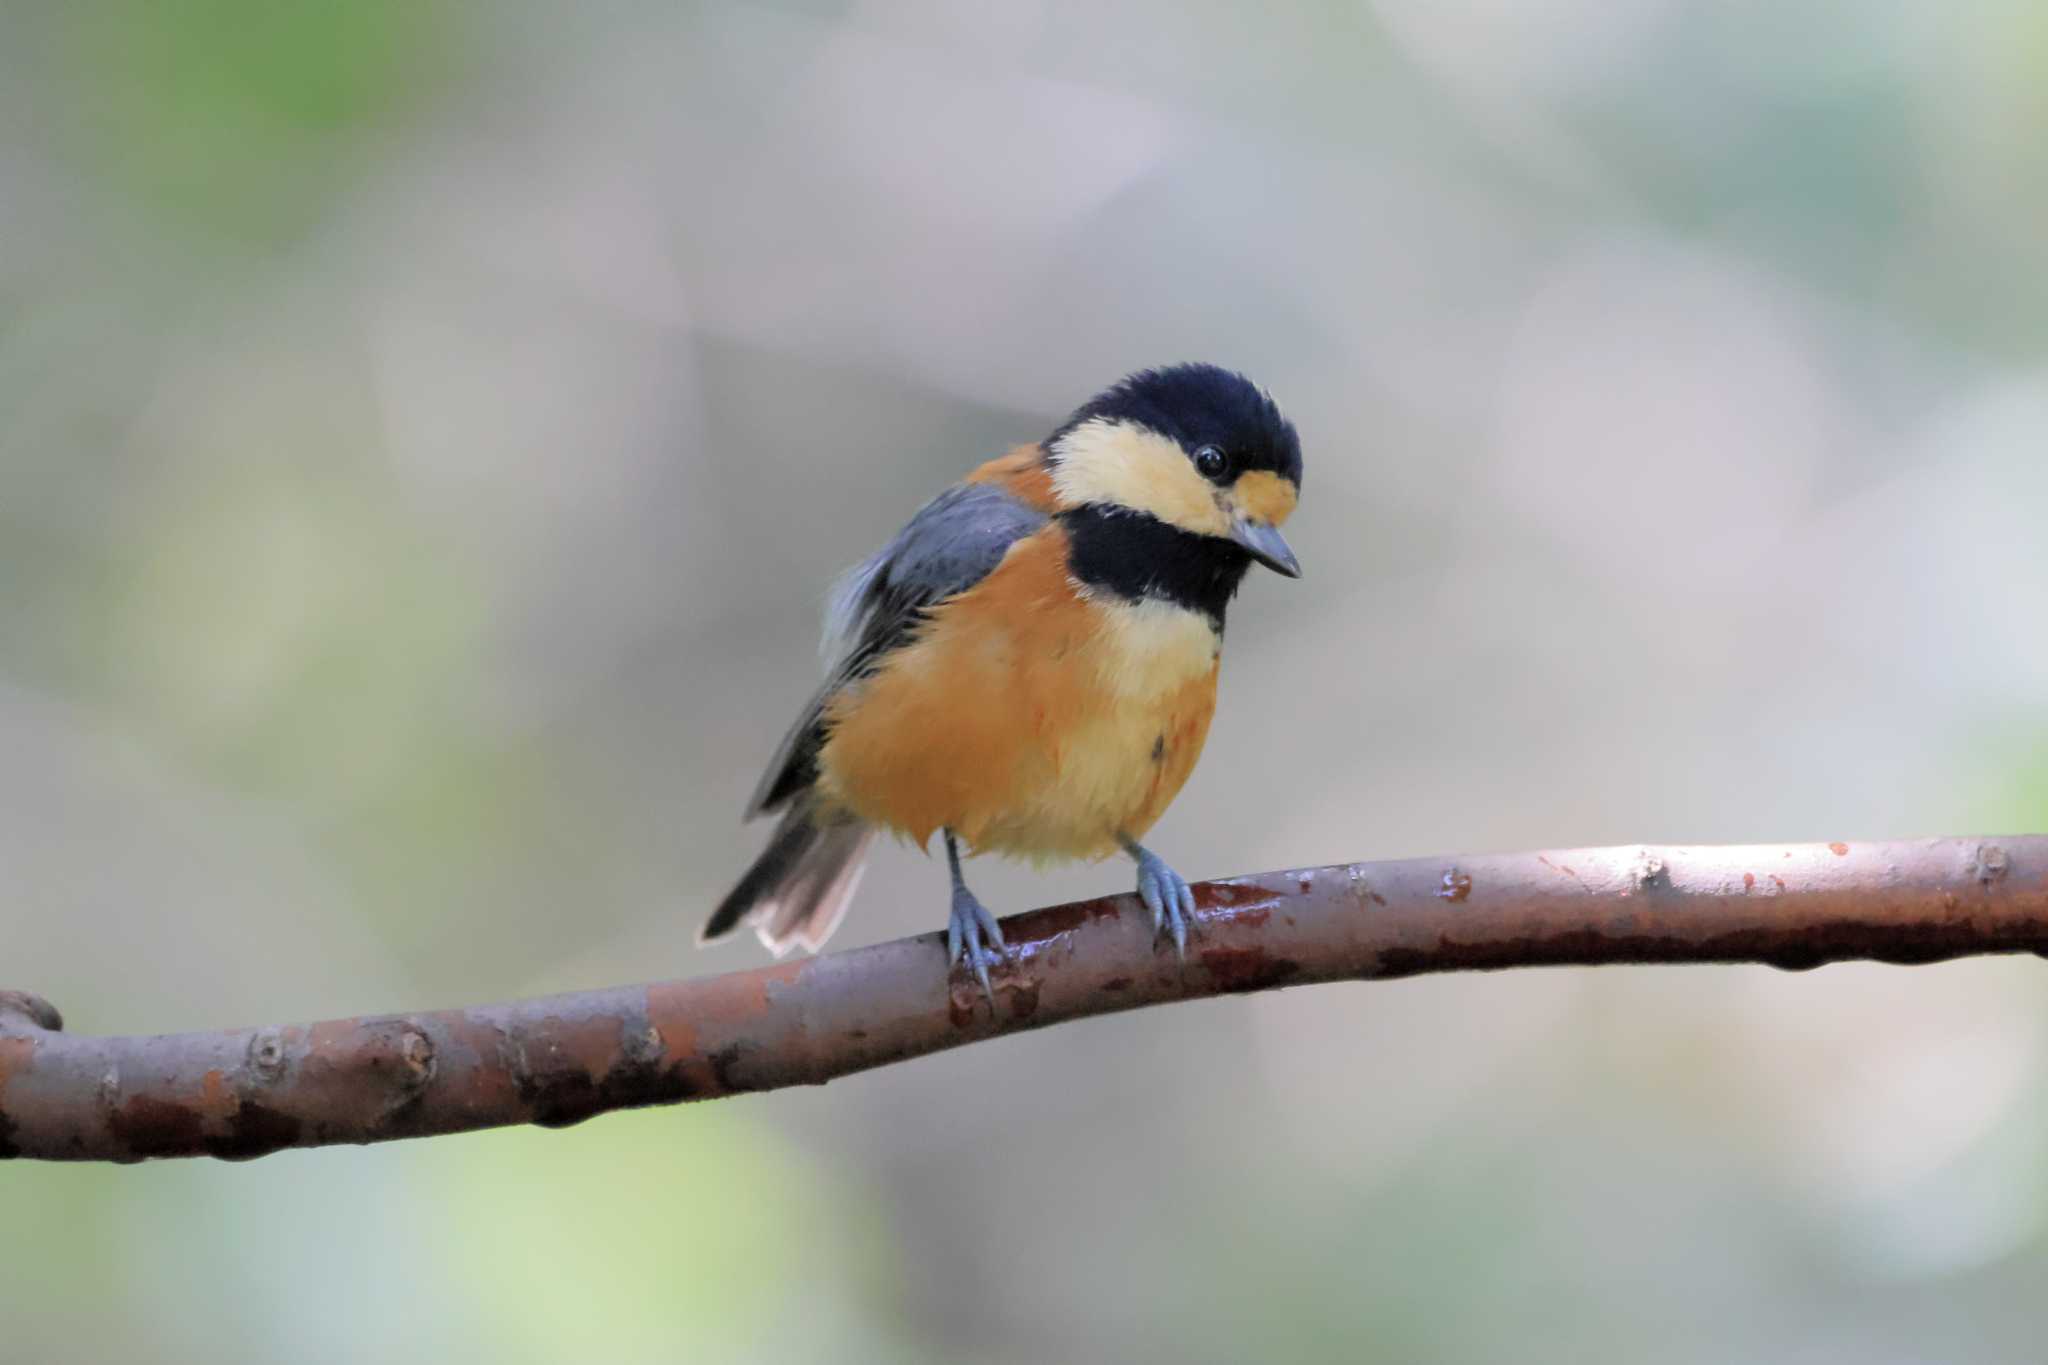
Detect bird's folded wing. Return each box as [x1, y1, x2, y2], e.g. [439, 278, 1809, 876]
[744, 481, 1048, 819]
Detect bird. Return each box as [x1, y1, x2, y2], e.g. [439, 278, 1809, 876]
[700, 363, 1303, 996]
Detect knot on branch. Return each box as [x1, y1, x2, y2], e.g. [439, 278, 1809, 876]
[1975, 843, 2011, 885]
[0, 992, 63, 1033]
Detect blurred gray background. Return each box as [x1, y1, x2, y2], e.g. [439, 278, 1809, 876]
[5, 1, 2048, 1360]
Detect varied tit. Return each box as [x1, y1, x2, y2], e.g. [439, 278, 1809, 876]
[701, 363, 1304, 996]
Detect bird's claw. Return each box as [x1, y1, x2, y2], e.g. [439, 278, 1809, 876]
[1133, 848, 1196, 958]
[947, 885, 1008, 1003]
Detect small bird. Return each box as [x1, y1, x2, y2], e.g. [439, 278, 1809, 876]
[701, 364, 1303, 994]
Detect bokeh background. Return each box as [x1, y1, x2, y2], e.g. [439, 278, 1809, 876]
[5, 1, 2048, 1360]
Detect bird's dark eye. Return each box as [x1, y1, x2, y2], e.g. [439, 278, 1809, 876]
[1193, 445, 1230, 481]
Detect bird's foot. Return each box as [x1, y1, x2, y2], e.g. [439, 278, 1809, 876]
[946, 884, 1008, 1002]
[1133, 848, 1196, 958]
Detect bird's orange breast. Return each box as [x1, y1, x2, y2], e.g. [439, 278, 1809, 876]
[815, 524, 1220, 862]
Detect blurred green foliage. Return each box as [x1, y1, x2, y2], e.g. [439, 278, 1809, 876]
[32, 0, 461, 251]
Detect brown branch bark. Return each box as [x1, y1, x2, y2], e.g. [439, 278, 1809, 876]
[3, 836, 2043, 1163]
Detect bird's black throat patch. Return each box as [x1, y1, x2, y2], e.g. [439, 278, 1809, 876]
[1060, 506, 1251, 630]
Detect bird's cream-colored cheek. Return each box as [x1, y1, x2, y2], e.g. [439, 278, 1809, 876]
[1231, 470, 1298, 528]
[1050, 419, 1231, 536]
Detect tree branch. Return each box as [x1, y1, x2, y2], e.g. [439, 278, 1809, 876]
[3, 836, 2043, 1163]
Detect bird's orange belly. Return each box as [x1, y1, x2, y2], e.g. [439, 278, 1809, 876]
[815, 532, 1220, 862]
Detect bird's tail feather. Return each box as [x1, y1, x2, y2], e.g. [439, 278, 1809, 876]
[700, 801, 873, 956]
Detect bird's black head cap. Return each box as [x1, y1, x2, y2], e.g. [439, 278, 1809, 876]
[1050, 363, 1303, 489]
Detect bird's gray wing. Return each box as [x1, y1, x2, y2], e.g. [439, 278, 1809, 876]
[744, 481, 1048, 819]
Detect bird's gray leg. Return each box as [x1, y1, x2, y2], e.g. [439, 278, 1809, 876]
[1119, 833, 1196, 958]
[944, 830, 1006, 1001]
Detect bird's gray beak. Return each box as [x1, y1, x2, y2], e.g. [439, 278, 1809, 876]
[1231, 518, 1302, 578]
